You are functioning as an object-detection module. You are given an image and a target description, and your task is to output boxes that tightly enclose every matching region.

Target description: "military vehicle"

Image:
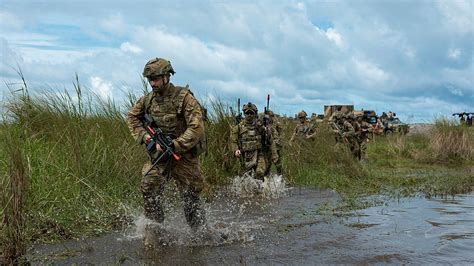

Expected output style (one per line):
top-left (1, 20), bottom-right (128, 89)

top-left (381, 112), bottom-right (409, 134)
top-left (353, 109), bottom-right (378, 125)
top-left (453, 112), bottom-right (474, 127)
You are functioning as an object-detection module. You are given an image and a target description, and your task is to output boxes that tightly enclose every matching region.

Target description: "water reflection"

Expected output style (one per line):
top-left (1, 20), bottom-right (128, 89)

top-left (28, 187), bottom-right (474, 264)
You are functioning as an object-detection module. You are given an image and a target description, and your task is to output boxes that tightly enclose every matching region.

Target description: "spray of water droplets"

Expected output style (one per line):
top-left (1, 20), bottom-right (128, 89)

top-left (121, 174), bottom-right (288, 247)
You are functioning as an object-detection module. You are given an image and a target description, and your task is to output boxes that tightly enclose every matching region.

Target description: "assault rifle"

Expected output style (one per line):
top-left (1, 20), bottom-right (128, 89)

top-left (235, 98), bottom-right (243, 125)
top-left (330, 121), bottom-right (349, 144)
top-left (262, 94), bottom-right (271, 146)
top-left (143, 114), bottom-right (180, 177)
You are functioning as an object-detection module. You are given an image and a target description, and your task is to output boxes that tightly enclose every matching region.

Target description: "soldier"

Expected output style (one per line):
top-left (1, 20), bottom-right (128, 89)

top-left (126, 58), bottom-right (206, 229)
top-left (290, 110), bottom-right (316, 142)
top-left (355, 113), bottom-right (373, 161)
top-left (329, 111), bottom-right (345, 143)
top-left (374, 118), bottom-right (384, 135)
top-left (231, 102), bottom-right (278, 180)
top-left (345, 113), bottom-right (360, 159)
top-left (264, 109), bottom-right (283, 175)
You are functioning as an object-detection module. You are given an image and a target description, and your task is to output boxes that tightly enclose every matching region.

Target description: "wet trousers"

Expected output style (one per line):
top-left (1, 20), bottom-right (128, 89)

top-left (141, 152), bottom-right (205, 228)
top-left (241, 150), bottom-right (267, 180)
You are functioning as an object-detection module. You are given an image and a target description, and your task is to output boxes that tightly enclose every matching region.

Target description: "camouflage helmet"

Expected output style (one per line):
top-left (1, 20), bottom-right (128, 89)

top-left (143, 58), bottom-right (176, 78)
top-left (345, 113), bottom-right (355, 120)
top-left (243, 102), bottom-right (258, 114)
top-left (297, 110), bottom-right (307, 118)
top-left (332, 111), bottom-right (344, 120)
top-left (267, 109), bottom-right (275, 117)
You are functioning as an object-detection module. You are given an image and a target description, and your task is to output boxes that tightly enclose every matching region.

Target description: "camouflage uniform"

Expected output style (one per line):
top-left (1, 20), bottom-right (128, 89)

top-left (329, 111), bottom-right (345, 143)
top-left (358, 118), bottom-right (373, 160)
top-left (330, 113), bottom-right (357, 155)
top-left (230, 103), bottom-right (278, 180)
top-left (264, 110), bottom-right (283, 175)
top-left (290, 110), bottom-right (315, 142)
top-left (126, 58), bottom-right (206, 228)
top-left (351, 115), bottom-right (363, 160)
top-left (344, 114), bottom-right (359, 159)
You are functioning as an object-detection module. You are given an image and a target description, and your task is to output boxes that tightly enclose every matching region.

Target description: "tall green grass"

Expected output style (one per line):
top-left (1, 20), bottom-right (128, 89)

top-left (429, 118), bottom-right (474, 163)
top-left (370, 118), bottom-right (474, 166)
top-left (1, 124), bottom-right (28, 264)
top-left (1, 83), bottom-right (144, 246)
top-left (1, 75), bottom-right (473, 256)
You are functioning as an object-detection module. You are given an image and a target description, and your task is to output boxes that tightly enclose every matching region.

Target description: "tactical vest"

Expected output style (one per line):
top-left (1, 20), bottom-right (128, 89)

top-left (238, 122), bottom-right (262, 152)
top-left (144, 84), bottom-right (207, 156)
top-left (296, 122), bottom-right (311, 136)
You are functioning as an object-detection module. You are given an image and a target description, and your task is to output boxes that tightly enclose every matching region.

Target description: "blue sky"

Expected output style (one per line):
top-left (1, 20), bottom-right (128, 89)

top-left (1, 0), bottom-right (473, 122)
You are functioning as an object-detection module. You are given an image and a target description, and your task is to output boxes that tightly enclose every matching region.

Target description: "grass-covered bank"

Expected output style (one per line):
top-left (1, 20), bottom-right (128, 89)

top-left (1, 82), bottom-right (473, 262)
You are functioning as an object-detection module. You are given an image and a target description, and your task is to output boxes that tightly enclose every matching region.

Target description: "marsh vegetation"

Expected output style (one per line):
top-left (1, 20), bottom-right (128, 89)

top-left (1, 78), bottom-right (473, 263)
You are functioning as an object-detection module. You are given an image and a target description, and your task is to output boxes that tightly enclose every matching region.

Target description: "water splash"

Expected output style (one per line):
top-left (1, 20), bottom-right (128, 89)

top-left (123, 202), bottom-right (265, 247)
top-left (262, 174), bottom-right (288, 198)
top-left (231, 173), bottom-right (288, 198)
top-left (121, 175), bottom-right (286, 248)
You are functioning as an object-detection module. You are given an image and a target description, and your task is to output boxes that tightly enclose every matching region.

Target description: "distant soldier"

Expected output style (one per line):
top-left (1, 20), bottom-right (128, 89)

top-left (264, 110), bottom-right (283, 175)
top-left (374, 118), bottom-right (384, 135)
top-left (355, 113), bottom-right (373, 160)
top-left (345, 113), bottom-right (360, 159)
top-left (329, 111), bottom-right (345, 143)
top-left (290, 110), bottom-right (316, 142)
top-left (231, 102), bottom-right (278, 180)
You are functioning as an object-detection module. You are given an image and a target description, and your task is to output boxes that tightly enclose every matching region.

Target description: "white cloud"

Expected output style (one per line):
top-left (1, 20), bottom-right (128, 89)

top-left (353, 58), bottom-right (391, 85)
top-left (90, 76), bottom-right (113, 99)
top-left (133, 26), bottom-right (274, 79)
top-left (403, 47), bottom-right (416, 59)
top-left (448, 48), bottom-right (461, 59)
top-left (325, 28), bottom-right (344, 48)
top-left (0, 11), bottom-right (23, 30)
top-left (1, 1), bottom-right (472, 122)
top-left (437, 0), bottom-right (473, 34)
top-left (449, 87), bottom-right (464, 96)
top-left (100, 14), bottom-right (127, 36)
top-left (120, 42), bottom-right (142, 54)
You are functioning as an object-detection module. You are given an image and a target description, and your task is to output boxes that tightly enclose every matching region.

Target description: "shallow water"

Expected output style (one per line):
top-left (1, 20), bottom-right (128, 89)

top-left (27, 177), bottom-right (474, 264)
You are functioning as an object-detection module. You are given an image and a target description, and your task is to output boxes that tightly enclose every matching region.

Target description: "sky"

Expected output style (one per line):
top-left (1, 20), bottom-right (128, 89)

top-left (1, 0), bottom-right (473, 123)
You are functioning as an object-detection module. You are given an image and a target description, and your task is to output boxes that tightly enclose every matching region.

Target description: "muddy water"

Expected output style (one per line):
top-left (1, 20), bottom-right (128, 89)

top-left (28, 176), bottom-right (474, 264)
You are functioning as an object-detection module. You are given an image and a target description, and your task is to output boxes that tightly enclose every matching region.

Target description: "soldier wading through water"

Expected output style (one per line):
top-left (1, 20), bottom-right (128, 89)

top-left (126, 58), bottom-right (207, 230)
top-left (231, 102), bottom-right (278, 180)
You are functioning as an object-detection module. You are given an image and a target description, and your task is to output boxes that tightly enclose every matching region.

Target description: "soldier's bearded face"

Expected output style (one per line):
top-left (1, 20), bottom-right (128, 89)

top-left (148, 75), bottom-right (168, 93)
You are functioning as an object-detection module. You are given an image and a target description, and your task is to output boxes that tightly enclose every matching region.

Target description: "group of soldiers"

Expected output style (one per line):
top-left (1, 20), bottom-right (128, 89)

top-left (328, 111), bottom-right (373, 160)
top-left (289, 110), bottom-right (373, 161)
top-left (125, 57), bottom-right (374, 233)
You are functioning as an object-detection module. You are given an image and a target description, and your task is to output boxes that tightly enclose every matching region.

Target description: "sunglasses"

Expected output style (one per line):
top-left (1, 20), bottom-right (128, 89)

top-left (147, 75), bottom-right (164, 82)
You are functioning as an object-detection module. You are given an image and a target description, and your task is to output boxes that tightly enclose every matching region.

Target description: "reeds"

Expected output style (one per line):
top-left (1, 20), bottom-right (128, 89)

top-left (429, 118), bottom-right (474, 163)
top-left (1, 119), bottom-right (28, 264)
top-left (1, 73), bottom-right (472, 250)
